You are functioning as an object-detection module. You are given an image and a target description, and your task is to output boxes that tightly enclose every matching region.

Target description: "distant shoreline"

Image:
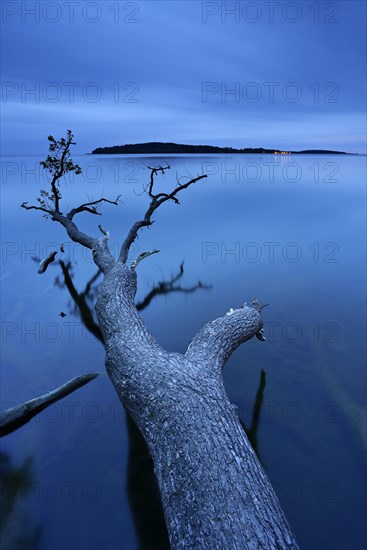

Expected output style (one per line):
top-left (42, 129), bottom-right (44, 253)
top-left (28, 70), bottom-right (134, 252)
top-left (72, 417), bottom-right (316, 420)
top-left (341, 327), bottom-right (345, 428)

top-left (91, 142), bottom-right (353, 155)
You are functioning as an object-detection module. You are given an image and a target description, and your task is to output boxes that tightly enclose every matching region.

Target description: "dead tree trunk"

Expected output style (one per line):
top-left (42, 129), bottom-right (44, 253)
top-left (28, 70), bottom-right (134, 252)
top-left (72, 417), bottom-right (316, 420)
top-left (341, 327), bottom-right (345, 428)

top-left (96, 263), bottom-right (297, 549)
top-left (21, 133), bottom-right (299, 549)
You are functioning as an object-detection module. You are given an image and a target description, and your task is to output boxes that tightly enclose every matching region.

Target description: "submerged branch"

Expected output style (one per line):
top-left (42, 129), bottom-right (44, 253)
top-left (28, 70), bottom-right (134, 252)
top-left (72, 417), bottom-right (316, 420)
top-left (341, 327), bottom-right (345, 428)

top-left (0, 373), bottom-right (99, 437)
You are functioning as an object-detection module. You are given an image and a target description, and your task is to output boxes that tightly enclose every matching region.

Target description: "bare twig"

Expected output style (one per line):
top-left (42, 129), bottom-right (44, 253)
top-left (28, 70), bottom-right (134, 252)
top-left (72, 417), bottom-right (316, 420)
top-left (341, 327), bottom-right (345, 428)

top-left (98, 225), bottom-right (109, 236)
top-left (38, 250), bottom-right (58, 274)
top-left (130, 249), bottom-right (160, 271)
top-left (21, 202), bottom-right (53, 216)
top-left (252, 298), bottom-right (269, 312)
top-left (146, 164), bottom-right (170, 197)
top-left (67, 195), bottom-right (121, 219)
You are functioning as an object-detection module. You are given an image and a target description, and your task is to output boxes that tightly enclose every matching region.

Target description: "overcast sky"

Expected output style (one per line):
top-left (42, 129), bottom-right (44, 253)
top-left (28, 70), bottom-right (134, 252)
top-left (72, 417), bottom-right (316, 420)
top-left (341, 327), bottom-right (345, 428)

top-left (1, 0), bottom-right (366, 154)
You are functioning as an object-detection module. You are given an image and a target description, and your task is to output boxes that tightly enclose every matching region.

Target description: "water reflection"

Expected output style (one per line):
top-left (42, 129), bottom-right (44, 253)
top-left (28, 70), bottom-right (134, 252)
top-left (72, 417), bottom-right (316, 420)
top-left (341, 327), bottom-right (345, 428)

top-left (240, 369), bottom-right (266, 462)
top-left (125, 415), bottom-right (169, 549)
top-left (55, 260), bottom-right (102, 341)
top-left (0, 451), bottom-right (42, 549)
top-left (135, 262), bottom-right (211, 311)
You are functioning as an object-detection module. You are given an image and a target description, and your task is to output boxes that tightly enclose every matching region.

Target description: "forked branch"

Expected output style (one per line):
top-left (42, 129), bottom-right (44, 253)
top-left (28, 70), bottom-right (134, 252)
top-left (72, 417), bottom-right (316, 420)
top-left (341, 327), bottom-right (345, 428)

top-left (119, 165), bottom-right (207, 263)
top-left (22, 133), bottom-right (207, 273)
top-left (21, 132), bottom-right (119, 272)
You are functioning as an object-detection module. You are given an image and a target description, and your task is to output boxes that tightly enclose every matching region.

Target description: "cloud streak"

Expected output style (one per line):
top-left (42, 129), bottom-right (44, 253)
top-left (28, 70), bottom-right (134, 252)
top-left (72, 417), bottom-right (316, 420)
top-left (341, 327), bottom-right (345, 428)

top-left (1, 0), bottom-right (366, 154)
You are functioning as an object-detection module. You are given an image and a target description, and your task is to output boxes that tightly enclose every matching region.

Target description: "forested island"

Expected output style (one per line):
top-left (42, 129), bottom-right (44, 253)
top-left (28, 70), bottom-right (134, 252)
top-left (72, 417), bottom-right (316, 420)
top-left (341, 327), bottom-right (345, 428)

top-left (91, 142), bottom-right (350, 155)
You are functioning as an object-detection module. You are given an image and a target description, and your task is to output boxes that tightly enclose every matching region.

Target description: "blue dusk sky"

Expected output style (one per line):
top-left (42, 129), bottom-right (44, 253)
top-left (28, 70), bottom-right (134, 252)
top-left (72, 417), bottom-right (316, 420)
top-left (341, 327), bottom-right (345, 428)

top-left (1, 0), bottom-right (366, 154)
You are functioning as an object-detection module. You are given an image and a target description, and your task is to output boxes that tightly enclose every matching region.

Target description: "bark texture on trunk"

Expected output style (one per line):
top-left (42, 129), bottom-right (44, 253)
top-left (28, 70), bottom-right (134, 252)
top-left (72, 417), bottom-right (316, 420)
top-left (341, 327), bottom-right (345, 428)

top-left (96, 263), bottom-right (299, 549)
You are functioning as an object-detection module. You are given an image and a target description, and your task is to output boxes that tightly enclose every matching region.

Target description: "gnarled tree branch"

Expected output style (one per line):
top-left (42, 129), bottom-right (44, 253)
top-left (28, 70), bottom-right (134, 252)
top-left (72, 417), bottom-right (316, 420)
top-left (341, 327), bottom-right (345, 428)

top-left (67, 195), bottom-right (121, 220)
top-left (119, 165), bottom-right (207, 263)
top-left (22, 132), bottom-right (118, 274)
top-left (50, 211), bottom-right (97, 249)
top-left (21, 202), bottom-right (53, 216)
top-left (185, 305), bottom-right (264, 375)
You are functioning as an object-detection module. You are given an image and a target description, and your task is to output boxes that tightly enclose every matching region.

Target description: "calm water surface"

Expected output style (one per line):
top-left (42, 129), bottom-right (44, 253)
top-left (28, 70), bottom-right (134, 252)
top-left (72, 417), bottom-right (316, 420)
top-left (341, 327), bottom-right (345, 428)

top-left (1, 153), bottom-right (366, 549)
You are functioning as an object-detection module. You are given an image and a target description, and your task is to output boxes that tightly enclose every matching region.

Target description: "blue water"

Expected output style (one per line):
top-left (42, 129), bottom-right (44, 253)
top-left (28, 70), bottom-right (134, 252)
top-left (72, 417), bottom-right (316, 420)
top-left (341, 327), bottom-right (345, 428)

top-left (1, 153), bottom-right (366, 549)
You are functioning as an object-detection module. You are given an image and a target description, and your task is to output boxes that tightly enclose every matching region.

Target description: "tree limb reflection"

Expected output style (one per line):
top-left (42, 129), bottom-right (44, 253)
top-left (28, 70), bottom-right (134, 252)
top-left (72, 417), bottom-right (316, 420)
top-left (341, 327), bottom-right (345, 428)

top-left (240, 369), bottom-right (267, 462)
